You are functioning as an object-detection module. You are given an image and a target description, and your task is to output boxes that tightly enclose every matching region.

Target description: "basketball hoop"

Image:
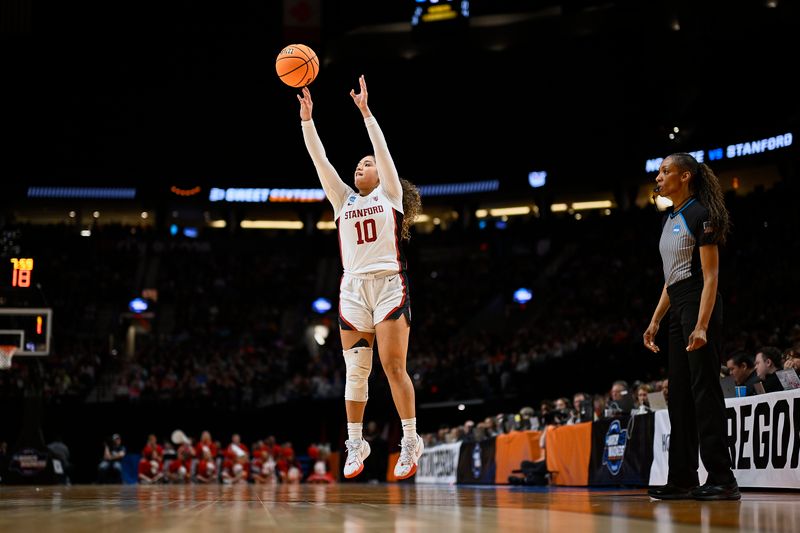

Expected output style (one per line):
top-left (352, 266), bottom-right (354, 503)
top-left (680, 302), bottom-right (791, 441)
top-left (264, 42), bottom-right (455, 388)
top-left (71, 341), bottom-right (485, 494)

top-left (0, 345), bottom-right (16, 370)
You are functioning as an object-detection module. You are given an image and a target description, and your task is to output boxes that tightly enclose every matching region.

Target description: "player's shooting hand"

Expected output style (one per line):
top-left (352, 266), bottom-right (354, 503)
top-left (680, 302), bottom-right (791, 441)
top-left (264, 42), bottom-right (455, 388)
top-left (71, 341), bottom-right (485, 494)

top-left (297, 86), bottom-right (313, 121)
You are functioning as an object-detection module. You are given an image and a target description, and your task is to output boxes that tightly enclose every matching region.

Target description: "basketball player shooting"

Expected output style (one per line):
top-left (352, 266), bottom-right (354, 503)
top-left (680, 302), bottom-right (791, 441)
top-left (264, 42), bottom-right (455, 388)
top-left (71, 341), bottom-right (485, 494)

top-left (297, 75), bottom-right (424, 480)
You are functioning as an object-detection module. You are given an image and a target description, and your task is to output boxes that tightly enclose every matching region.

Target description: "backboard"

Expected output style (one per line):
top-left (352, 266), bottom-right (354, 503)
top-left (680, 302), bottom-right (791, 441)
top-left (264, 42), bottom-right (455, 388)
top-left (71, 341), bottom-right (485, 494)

top-left (0, 307), bottom-right (52, 356)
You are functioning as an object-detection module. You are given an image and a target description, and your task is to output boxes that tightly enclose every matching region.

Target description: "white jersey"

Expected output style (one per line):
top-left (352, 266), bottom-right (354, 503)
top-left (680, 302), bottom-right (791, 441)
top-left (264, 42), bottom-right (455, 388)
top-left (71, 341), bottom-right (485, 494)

top-left (301, 116), bottom-right (407, 275)
top-left (336, 184), bottom-right (405, 275)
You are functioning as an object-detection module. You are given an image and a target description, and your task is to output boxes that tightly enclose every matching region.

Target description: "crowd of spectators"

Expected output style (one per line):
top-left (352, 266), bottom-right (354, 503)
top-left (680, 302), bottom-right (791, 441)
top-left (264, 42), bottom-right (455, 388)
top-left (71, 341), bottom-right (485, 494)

top-left (94, 429), bottom-right (334, 485)
top-left (1, 185), bottom-right (798, 442)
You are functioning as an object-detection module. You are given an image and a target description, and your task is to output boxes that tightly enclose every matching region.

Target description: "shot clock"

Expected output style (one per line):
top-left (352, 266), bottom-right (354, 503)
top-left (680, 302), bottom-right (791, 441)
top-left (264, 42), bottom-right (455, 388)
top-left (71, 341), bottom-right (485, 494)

top-left (10, 257), bottom-right (34, 288)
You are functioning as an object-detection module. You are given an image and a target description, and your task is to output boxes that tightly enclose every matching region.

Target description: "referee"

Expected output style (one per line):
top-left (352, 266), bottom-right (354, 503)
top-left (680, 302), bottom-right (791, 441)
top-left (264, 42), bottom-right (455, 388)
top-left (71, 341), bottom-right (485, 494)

top-left (643, 153), bottom-right (739, 501)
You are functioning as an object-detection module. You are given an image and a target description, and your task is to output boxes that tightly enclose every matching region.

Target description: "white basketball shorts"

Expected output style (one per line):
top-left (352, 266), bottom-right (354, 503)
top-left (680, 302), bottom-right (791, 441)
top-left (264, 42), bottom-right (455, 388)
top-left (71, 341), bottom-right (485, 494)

top-left (338, 271), bottom-right (411, 333)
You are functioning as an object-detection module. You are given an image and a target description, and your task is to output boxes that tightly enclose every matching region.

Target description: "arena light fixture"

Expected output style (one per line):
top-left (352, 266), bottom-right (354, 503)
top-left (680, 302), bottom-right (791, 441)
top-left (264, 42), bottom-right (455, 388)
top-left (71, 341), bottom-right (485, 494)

top-left (240, 220), bottom-right (304, 230)
top-left (572, 200), bottom-right (613, 211)
top-left (312, 298), bottom-right (332, 314)
top-left (489, 206), bottom-right (530, 217)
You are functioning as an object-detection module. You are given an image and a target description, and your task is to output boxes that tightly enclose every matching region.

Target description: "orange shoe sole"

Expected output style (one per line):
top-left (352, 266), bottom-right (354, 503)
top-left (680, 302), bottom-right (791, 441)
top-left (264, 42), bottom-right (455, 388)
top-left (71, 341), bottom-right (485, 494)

top-left (344, 464), bottom-right (365, 479)
top-left (394, 464), bottom-right (417, 480)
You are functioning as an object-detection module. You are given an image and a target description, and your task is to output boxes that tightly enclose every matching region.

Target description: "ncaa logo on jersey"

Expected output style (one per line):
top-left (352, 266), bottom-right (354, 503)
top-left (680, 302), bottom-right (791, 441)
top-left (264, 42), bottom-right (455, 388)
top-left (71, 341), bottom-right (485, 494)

top-left (347, 194), bottom-right (357, 206)
top-left (672, 224), bottom-right (681, 234)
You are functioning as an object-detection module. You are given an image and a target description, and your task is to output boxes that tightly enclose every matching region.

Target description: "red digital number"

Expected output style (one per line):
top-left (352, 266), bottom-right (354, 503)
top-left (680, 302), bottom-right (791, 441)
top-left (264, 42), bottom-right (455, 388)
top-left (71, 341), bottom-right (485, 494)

top-left (12, 269), bottom-right (31, 288)
top-left (354, 218), bottom-right (377, 245)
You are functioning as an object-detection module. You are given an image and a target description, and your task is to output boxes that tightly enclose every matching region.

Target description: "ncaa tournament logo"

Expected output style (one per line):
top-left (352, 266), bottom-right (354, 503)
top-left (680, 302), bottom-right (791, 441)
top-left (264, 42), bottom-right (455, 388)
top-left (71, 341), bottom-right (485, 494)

top-left (672, 223), bottom-right (681, 234)
top-left (602, 420), bottom-right (628, 475)
top-left (347, 194), bottom-right (356, 206)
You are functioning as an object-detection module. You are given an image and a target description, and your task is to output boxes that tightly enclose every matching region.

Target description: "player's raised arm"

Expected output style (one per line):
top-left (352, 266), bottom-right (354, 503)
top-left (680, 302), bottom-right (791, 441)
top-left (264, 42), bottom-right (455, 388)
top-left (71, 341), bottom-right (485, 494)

top-left (350, 75), bottom-right (402, 204)
top-left (299, 86), bottom-right (352, 212)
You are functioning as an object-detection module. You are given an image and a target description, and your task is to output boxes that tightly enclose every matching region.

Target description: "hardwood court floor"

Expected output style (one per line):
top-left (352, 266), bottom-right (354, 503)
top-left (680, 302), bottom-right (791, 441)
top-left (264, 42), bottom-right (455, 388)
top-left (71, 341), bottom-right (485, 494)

top-left (0, 483), bottom-right (798, 532)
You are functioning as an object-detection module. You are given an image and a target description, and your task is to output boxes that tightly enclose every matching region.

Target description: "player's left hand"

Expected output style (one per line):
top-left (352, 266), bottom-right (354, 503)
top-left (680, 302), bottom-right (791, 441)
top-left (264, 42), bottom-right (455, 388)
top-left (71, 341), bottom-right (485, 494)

top-left (350, 74), bottom-right (368, 111)
top-left (686, 327), bottom-right (707, 351)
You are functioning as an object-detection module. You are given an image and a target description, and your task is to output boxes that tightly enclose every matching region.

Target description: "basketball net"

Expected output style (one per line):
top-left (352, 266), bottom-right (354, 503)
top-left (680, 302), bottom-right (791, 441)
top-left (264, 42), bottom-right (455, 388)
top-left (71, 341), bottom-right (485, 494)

top-left (0, 345), bottom-right (16, 370)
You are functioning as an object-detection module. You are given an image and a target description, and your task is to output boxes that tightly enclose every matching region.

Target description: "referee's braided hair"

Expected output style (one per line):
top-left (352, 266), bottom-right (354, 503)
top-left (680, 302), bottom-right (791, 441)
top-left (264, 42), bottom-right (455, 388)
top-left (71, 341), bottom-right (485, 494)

top-left (400, 178), bottom-right (422, 241)
top-left (669, 153), bottom-right (730, 245)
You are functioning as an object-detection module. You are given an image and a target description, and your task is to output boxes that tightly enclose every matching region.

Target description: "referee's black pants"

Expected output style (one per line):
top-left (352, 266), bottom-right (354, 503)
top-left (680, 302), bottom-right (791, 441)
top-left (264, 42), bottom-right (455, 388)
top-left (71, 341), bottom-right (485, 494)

top-left (666, 277), bottom-right (735, 487)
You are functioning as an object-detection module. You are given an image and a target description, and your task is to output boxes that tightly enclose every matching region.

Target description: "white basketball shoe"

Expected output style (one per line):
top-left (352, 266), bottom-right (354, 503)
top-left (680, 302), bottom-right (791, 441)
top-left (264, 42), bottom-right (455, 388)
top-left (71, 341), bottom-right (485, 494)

top-left (343, 439), bottom-right (371, 479)
top-left (394, 434), bottom-right (424, 480)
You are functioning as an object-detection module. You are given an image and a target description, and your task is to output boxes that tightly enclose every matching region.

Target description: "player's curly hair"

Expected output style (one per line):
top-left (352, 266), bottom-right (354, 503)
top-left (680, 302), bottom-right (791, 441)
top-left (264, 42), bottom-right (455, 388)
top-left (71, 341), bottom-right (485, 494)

top-left (669, 153), bottom-right (731, 245)
top-left (400, 178), bottom-right (422, 241)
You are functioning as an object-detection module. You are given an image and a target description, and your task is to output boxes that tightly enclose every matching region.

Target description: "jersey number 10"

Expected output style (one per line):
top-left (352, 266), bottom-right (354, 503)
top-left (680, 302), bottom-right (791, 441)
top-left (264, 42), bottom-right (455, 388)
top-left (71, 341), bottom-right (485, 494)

top-left (354, 219), bottom-right (377, 245)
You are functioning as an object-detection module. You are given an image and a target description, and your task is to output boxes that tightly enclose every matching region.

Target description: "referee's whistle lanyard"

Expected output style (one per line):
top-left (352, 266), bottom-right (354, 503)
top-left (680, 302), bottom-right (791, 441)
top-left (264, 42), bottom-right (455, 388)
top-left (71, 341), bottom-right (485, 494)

top-left (669, 196), bottom-right (695, 217)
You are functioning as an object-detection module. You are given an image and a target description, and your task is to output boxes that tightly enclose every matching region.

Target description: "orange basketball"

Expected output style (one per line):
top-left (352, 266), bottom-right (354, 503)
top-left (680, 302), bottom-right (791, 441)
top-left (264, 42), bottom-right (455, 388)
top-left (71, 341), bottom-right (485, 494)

top-left (275, 44), bottom-right (319, 88)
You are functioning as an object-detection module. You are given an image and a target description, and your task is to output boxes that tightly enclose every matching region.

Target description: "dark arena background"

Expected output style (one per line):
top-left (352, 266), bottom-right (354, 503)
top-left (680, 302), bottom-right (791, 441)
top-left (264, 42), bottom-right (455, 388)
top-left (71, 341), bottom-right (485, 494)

top-left (2, 1), bottom-right (799, 531)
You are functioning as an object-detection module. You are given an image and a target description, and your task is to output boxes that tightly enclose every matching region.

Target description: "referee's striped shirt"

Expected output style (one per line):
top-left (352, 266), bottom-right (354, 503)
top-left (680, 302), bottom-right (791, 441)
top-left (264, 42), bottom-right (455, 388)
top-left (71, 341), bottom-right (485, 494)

top-left (659, 198), bottom-right (720, 287)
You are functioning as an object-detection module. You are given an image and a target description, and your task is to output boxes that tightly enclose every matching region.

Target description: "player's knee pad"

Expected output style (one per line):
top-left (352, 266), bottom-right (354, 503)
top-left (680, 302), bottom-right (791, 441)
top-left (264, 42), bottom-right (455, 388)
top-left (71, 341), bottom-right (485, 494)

top-left (343, 347), bottom-right (372, 402)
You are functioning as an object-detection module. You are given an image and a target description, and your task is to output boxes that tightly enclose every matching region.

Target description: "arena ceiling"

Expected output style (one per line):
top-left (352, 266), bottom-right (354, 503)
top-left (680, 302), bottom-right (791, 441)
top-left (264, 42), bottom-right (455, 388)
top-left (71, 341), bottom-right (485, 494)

top-left (4, 1), bottom-right (798, 194)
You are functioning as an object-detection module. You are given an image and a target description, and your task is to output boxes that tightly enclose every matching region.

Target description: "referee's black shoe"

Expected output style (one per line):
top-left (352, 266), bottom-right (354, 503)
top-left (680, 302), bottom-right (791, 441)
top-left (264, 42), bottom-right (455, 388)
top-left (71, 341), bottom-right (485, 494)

top-left (691, 481), bottom-right (741, 501)
top-left (647, 483), bottom-right (696, 500)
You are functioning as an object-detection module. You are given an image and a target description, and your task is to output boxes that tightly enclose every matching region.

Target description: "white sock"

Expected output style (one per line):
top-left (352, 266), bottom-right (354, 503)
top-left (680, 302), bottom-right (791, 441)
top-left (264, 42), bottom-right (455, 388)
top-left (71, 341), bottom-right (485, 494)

top-left (347, 422), bottom-right (363, 441)
top-left (401, 417), bottom-right (417, 441)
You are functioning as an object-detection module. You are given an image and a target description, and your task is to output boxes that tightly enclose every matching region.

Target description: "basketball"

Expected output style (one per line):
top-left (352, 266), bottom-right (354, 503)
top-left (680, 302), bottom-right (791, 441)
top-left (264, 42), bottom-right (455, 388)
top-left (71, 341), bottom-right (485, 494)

top-left (275, 44), bottom-right (319, 88)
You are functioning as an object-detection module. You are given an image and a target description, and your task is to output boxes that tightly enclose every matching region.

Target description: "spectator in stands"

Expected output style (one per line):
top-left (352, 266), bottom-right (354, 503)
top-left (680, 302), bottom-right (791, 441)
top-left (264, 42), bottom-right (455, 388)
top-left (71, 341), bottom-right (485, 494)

top-left (517, 407), bottom-right (539, 430)
top-left (276, 445), bottom-right (302, 483)
top-left (141, 434), bottom-right (163, 461)
top-left (306, 444), bottom-right (335, 484)
top-left (538, 400), bottom-right (553, 427)
top-left (552, 397), bottom-right (573, 425)
top-left (225, 434), bottom-right (249, 461)
top-left (610, 380), bottom-right (629, 402)
top-left (195, 430), bottom-right (218, 459)
top-left (726, 351), bottom-right (760, 396)
top-left (660, 379), bottom-right (669, 403)
top-left (162, 441), bottom-right (177, 463)
top-left (306, 459), bottom-right (335, 484)
top-left (635, 384), bottom-right (653, 413)
top-left (222, 453), bottom-right (249, 484)
top-left (569, 392), bottom-right (593, 424)
top-left (783, 347), bottom-right (800, 375)
top-left (496, 413), bottom-right (515, 434)
top-left (461, 420), bottom-right (477, 441)
top-left (47, 434), bottom-right (72, 485)
top-left (483, 416), bottom-right (501, 438)
top-left (755, 346), bottom-right (784, 393)
top-left (195, 449), bottom-right (218, 484)
top-left (97, 433), bottom-right (126, 484)
top-left (138, 449), bottom-right (164, 484)
top-left (167, 440), bottom-right (194, 483)
top-left (251, 447), bottom-right (278, 484)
